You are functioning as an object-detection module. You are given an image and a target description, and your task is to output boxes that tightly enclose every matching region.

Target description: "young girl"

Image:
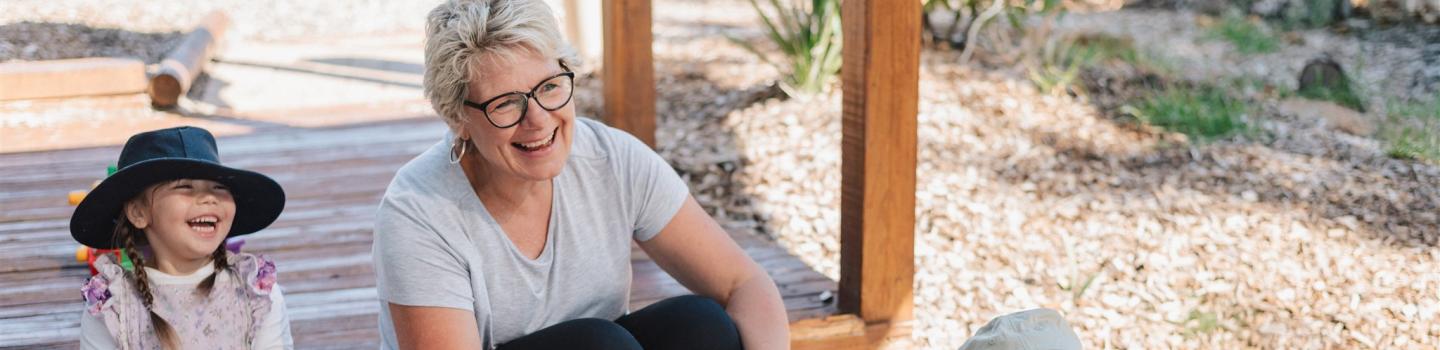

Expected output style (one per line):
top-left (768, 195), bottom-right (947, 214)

top-left (70, 126), bottom-right (292, 349)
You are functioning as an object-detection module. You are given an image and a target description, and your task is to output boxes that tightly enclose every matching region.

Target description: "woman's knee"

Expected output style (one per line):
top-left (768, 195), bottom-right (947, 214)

top-left (619, 295), bottom-right (742, 350)
top-left (661, 295), bottom-right (736, 330)
top-left (502, 318), bottom-right (641, 350)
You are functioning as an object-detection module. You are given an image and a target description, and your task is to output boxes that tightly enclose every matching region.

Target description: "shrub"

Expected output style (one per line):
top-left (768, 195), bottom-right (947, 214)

top-left (732, 0), bottom-right (843, 96)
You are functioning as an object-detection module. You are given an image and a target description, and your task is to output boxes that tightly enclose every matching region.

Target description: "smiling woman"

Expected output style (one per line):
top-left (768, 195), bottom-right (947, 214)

top-left (370, 0), bottom-right (791, 349)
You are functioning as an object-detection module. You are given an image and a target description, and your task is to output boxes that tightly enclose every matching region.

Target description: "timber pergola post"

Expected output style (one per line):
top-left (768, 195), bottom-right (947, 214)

top-left (597, 0), bottom-right (920, 346)
top-left (838, 0), bottom-right (920, 343)
top-left (601, 0), bottom-right (657, 147)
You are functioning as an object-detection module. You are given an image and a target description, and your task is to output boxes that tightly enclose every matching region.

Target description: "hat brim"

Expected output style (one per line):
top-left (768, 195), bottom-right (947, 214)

top-left (70, 158), bottom-right (286, 249)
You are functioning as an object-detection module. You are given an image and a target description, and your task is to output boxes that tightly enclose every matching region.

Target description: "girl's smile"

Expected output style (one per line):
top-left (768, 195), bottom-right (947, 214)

top-left (126, 179), bottom-right (236, 275)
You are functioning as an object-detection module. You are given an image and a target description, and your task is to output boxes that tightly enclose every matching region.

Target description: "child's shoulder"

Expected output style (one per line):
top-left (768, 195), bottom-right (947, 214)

top-left (228, 253), bottom-right (278, 296)
top-left (82, 254), bottom-right (133, 315)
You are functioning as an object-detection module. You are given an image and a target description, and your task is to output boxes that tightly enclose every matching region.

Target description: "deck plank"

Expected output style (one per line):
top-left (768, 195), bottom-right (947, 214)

top-left (0, 118), bottom-right (837, 348)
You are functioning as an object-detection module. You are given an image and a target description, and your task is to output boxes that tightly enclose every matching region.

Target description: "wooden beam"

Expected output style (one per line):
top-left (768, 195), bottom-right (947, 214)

top-left (601, 0), bottom-right (656, 147)
top-left (837, 0), bottom-right (920, 326)
top-left (0, 58), bottom-right (146, 101)
top-left (790, 314), bottom-right (912, 349)
top-left (791, 315), bottom-right (865, 350)
top-left (150, 11), bottom-right (230, 108)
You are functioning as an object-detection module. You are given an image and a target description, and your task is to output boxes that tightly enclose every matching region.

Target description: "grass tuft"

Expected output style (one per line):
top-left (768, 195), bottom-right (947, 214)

top-left (1207, 14), bottom-right (1279, 55)
top-left (1297, 80), bottom-right (1365, 112)
top-left (1127, 85), bottom-right (1250, 142)
top-left (1381, 94), bottom-right (1440, 163)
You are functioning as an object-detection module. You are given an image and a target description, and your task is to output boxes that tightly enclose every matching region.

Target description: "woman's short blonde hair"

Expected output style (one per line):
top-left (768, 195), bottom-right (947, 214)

top-left (423, 0), bottom-right (580, 131)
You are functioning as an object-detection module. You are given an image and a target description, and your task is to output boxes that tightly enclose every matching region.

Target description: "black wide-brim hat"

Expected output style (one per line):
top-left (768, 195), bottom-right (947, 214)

top-left (70, 126), bottom-right (286, 249)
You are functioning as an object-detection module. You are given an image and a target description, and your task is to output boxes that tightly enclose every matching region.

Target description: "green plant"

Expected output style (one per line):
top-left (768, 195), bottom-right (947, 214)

top-left (1056, 269), bottom-right (1101, 302)
top-left (1297, 82), bottom-right (1365, 112)
top-left (1276, 0), bottom-right (1350, 29)
top-left (1125, 85), bottom-right (1250, 142)
top-left (1027, 35), bottom-right (1083, 96)
top-left (1181, 309), bottom-right (1221, 337)
top-left (1027, 33), bottom-right (1155, 96)
top-left (1069, 34), bottom-right (1142, 67)
top-left (732, 0), bottom-right (842, 96)
top-left (921, 0), bottom-right (1063, 50)
top-left (1380, 94), bottom-right (1440, 163)
top-left (1207, 14), bottom-right (1279, 55)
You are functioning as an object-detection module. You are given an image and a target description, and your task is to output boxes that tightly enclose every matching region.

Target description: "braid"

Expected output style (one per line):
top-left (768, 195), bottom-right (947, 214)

top-left (116, 217), bottom-right (178, 350)
top-left (196, 244), bottom-right (229, 296)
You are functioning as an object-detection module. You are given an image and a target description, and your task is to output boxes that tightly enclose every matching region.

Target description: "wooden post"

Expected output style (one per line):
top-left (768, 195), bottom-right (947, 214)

top-left (838, 0), bottom-right (920, 327)
top-left (601, 0), bottom-right (656, 147)
top-left (149, 11), bottom-right (229, 108)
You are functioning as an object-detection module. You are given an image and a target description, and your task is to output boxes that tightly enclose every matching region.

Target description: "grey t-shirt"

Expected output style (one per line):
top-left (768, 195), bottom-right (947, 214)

top-left (371, 118), bottom-right (689, 349)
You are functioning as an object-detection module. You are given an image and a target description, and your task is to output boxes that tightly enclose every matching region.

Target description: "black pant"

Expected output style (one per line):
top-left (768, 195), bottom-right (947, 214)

top-left (497, 295), bottom-right (743, 350)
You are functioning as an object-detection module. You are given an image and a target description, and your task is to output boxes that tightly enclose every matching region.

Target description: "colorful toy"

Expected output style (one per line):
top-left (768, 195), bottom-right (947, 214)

top-left (70, 166), bottom-right (131, 275)
top-left (67, 165), bottom-right (116, 205)
top-left (75, 246), bottom-right (132, 275)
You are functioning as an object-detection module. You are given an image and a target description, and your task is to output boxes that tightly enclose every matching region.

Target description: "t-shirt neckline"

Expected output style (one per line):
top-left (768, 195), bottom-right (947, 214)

top-left (442, 139), bottom-right (562, 265)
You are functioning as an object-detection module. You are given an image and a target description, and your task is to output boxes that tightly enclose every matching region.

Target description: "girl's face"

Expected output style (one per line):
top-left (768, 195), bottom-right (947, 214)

top-left (125, 179), bottom-right (236, 264)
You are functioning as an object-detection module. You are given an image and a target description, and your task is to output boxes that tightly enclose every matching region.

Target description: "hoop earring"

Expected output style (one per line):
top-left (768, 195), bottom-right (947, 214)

top-left (449, 137), bottom-right (469, 164)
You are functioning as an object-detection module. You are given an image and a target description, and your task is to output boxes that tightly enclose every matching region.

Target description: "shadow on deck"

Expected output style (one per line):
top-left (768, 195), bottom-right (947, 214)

top-left (0, 116), bottom-right (844, 349)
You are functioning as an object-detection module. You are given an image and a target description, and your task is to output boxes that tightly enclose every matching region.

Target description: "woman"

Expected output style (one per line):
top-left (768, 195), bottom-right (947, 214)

top-left (370, 0), bottom-right (790, 349)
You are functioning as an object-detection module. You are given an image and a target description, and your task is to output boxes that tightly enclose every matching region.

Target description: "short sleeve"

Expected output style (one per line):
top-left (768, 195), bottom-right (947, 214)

top-left (607, 126), bottom-right (690, 242)
top-left (372, 195), bottom-right (475, 310)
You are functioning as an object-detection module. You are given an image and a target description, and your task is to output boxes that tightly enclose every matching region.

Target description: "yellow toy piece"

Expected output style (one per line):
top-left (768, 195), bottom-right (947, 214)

top-left (68, 190), bottom-right (87, 206)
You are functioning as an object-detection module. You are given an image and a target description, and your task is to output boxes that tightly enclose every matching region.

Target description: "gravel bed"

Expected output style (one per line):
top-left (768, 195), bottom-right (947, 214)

top-left (700, 49), bottom-right (1440, 348)
top-left (0, 22), bottom-right (180, 63)
top-left (0, 0), bottom-right (439, 62)
top-left (644, 5), bottom-right (1440, 349)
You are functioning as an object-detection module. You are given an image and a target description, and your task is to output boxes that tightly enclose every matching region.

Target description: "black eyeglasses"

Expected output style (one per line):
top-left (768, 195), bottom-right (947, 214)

top-left (463, 66), bottom-right (576, 129)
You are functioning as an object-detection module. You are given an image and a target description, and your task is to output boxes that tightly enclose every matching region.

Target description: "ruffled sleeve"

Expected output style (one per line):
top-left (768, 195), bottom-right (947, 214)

top-left (232, 253), bottom-right (278, 343)
top-left (87, 254), bottom-right (142, 347)
top-left (81, 269), bottom-right (112, 315)
top-left (234, 253), bottom-right (277, 296)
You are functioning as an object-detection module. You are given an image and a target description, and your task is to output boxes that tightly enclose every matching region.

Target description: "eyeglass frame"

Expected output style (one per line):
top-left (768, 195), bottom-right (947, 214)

top-left (462, 61), bottom-right (576, 129)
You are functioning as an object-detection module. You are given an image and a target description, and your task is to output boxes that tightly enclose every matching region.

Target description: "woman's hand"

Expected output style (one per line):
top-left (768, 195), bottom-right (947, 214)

top-left (639, 196), bottom-right (791, 350)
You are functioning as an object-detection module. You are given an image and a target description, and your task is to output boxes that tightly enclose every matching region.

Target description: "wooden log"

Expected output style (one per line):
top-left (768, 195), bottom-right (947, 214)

top-left (837, 0), bottom-right (921, 326)
top-left (601, 0), bottom-right (657, 147)
top-left (0, 58), bottom-right (147, 101)
top-left (149, 11), bottom-right (230, 108)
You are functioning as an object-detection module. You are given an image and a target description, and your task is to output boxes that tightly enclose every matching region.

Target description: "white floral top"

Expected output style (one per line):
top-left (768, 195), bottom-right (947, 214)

top-left (78, 253), bottom-right (293, 350)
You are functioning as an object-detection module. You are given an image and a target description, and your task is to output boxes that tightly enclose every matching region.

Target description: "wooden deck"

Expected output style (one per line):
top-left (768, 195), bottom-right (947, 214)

top-left (0, 118), bottom-right (840, 349)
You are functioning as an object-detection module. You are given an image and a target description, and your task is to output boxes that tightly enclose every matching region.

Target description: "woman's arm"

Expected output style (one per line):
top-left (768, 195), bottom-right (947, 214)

top-left (388, 304), bottom-right (483, 350)
top-left (638, 196), bottom-right (791, 350)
